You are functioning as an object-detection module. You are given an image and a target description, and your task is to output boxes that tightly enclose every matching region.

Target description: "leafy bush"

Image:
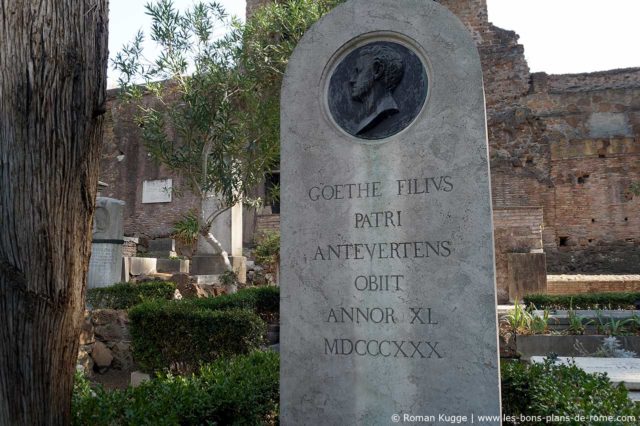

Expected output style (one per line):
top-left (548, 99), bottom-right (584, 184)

top-left (172, 210), bottom-right (200, 245)
top-left (73, 351), bottom-right (279, 425)
top-left (524, 293), bottom-right (640, 310)
top-left (254, 231), bottom-right (280, 269)
top-left (187, 286), bottom-right (280, 323)
top-left (129, 302), bottom-right (266, 372)
top-left (86, 281), bottom-right (176, 310)
top-left (502, 358), bottom-right (640, 423)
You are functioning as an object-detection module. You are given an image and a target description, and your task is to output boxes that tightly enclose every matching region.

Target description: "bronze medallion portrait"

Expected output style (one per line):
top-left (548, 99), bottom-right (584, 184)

top-left (328, 41), bottom-right (428, 140)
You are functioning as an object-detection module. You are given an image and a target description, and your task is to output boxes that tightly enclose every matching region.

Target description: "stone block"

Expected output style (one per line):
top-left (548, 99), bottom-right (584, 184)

top-left (129, 257), bottom-right (157, 276)
top-left (507, 252), bottom-right (547, 302)
top-left (190, 255), bottom-right (227, 275)
top-left (195, 274), bottom-right (220, 285)
top-left (148, 238), bottom-right (175, 253)
top-left (91, 341), bottom-right (113, 368)
top-left (91, 309), bottom-right (130, 341)
top-left (130, 371), bottom-right (151, 388)
top-left (156, 258), bottom-right (189, 274)
top-left (110, 342), bottom-right (134, 371)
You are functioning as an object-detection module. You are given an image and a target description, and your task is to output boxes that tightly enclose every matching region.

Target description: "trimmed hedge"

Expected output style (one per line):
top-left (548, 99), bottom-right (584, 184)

top-left (186, 286), bottom-right (280, 322)
top-left (86, 281), bottom-right (176, 310)
top-left (72, 350), bottom-right (279, 425)
top-left (129, 302), bottom-right (266, 372)
top-left (524, 293), bottom-right (640, 310)
top-left (502, 358), bottom-right (640, 423)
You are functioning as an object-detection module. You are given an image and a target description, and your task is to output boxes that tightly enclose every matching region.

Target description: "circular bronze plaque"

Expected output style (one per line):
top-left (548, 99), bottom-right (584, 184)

top-left (328, 41), bottom-right (428, 140)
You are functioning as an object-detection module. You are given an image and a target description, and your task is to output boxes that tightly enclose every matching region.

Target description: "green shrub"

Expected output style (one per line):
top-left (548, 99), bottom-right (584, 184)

top-left (129, 302), bottom-right (267, 372)
top-left (72, 351), bottom-right (279, 426)
top-left (502, 358), bottom-right (640, 424)
top-left (254, 231), bottom-right (280, 268)
top-left (172, 210), bottom-right (200, 245)
top-left (187, 286), bottom-right (280, 323)
top-left (86, 281), bottom-right (176, 310)
top-left (524, 293), bottom-right (640, 310)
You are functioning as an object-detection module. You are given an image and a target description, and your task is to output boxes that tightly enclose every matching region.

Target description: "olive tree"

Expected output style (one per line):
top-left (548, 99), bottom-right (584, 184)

top-left (113, 0), bottom-right (344, 265)
top-left (113, 0), bottom-right (276, 268)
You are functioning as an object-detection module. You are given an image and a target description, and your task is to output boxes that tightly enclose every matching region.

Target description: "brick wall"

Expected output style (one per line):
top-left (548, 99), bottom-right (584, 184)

top-left (255, 214), bottom-right (280, 237)
top-left (99, 91), bottom-right (200, 240)
top-left (524, 71), bottom-right (640, 271)
top-left (547, 275), bottom-right (640, 295)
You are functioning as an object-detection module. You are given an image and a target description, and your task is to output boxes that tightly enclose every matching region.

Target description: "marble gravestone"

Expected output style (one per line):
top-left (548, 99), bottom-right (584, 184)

top-left (88, 198), bottom-right (125, 288)
top-left (280, 0), bottom-right (501, 424)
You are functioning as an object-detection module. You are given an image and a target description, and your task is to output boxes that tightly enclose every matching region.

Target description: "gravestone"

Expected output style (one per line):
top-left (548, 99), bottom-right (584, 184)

top-left (280, 0), bottom-right (501, 424)
top-left (88, 198), bottom-right (125, 288)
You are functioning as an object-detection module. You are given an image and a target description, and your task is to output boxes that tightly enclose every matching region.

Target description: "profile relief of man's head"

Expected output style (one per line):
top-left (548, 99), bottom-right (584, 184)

top-left (349, 44), bottom-right (405, 135)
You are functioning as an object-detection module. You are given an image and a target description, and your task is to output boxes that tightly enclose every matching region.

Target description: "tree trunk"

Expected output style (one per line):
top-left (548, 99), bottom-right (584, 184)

top-left (0, 1), bottom-right (108, 424)
top-left (202, 232), bottom-right (233, 271)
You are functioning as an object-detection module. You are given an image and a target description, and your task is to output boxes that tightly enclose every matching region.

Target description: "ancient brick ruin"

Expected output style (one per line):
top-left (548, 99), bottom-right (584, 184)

top-left (99, 0), bottom-right (639, 302)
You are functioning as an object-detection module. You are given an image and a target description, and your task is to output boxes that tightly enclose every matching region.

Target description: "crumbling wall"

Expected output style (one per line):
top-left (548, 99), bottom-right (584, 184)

top-left (100, 92), bottom-right (200, 239)
top-left (526, 71), bottom-right (640, 272)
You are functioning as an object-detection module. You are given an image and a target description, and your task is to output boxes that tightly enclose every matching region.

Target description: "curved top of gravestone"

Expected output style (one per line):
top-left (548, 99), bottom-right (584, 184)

top-left (93, 197), bottom-right (125, 240)
top-left (282, 0), bottom-right (485, 149)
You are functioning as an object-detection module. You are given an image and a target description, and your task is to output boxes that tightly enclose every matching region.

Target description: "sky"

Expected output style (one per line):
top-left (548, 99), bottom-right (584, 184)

top-left (108, 0), bottom-right (640, 87)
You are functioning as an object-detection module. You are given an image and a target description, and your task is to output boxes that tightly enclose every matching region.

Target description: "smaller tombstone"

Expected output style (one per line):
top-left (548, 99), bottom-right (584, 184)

top-left (88, 198), bottom-right (125, 288)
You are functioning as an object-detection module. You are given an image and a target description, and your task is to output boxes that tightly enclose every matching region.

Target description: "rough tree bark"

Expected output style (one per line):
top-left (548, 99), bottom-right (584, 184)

top-left (0, 1), bottom-right (108, 424)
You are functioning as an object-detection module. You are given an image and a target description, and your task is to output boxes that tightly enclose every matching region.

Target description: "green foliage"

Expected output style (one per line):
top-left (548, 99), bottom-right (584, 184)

top-left (188, 286), bottom-right (280, 323)
top-left (630, 182), bottom-right (640, 196)
top-left (504, 300), bottom-right (533, 334)
top-left (128, 287), bottom-right (278, 372)
top-left (129, 302), bottom-right (266, 373)
top-left (172, 210), bottom-right (200, 245)
top-left (86, 281), bottom-right (176, 310)
top-left (240, 0), bottom-right (345, 163)
top-left (524, 293), bottom-right (640, 310)
top-left (219, 269), bottom-right (238, 286)
top-left (113, 0), bottom-right (275, 229)
top-left (566, 309), bottom-right (592, 335)
top-left (254, 231), bottom-right (280, 267)
top-left (529, 308), bottom-right (550, 335)
top-left (504, 302), bottom-right (551, 335)
top-left (72, 351), bottom-right (279, 425)
top-left (501, 359), bottom-right (640, 424)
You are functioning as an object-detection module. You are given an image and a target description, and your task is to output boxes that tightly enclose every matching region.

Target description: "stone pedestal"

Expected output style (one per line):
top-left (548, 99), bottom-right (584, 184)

top-left (508, 252), bottom-right (547, 302)
top-left (191, 255), bottom-right (246, 284)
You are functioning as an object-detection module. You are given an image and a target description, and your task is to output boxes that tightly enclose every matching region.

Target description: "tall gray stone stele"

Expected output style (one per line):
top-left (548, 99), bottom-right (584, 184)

top-left (88, 197), bottom-right (125, 288)
top-left (280, 0), bottom-right (501, 424)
